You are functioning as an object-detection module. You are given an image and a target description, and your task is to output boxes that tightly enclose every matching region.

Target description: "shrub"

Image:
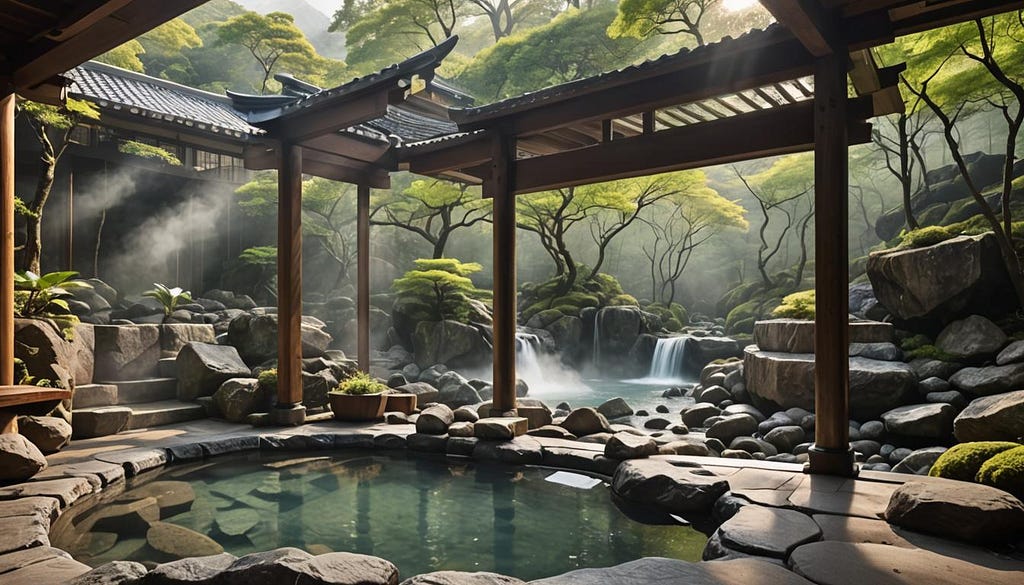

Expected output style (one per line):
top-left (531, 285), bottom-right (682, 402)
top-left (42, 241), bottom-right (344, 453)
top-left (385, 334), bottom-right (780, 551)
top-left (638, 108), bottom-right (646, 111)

top-left (899, 226), bottom-right (954, 249)
top-left (257, 368), bottom-right (278, 394)
top-left (332, 372), bottom-right (387, 396)
top-left (772, 290), bottom-right (816, 319)
top-left (976, 445), bottom-right (1024, 498)
top-left (929, 441), bottom-right (1020, 482)
top-left (14, 270), bottom-right (88, 340)
top-left (392, 258), bottom-right (487, 323)
top-left (144, 283), bottom-right (192, 316)
top-left (608, 293), bottom-right (639, 307)
top-left (664, 317), bottom-right (683, 331)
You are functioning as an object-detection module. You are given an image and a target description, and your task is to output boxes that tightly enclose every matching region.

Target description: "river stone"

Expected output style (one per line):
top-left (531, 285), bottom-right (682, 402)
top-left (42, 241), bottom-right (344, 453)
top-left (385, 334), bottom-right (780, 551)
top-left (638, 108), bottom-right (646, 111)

top-left (936, 315), bottom-right (1007, 362)
top-left (706, 413), bottom-right (758, 444)
top-left (17, 416), bottom-right (71, 454)
top-left (682, 403), bottom-right (721, 428)
top-left (996, 339), bottom-right (1024, 365)
top-left (474, 417), bottom-right (528, 440)
top-left (412, 320), bottom-right (490, 369)
top-left (884, 480), bottom-right (1024, 543)
top-left (227, 312), bottom-right (331, 364)
top-left (147, 522), bottom-right (224, 560)
top-left (791, 541), bottom-right (1022, 585)
top-left (925, 390), bottom-right (966, 409)
top-left (604, 432), bottom-right (657, 460)
top-left (644, 417), bottom-right (670, 430)
top-left (560, 408), bottom-right (611, 437)
top-left (753, 319), bottom-right (893, 353)
top-left (86, 496), bottom-right (160, 536)
top-left (953, 390), bottom-right (1024, 442)
top-left (396, 382), bottom-right (440, 404)
top-left (416, 405), bottom-right (454, 435)
top-left (0, 434), bottom-right (47, 481)
top-left (453, 406), bottom-right (480, 423)
top-left (612, 459), bottom-right (729, 514)
top-left (212, 378), bottom-right (263, 423)
top-left (597, 397), bottom-right (633, 419)
top-left (214, 508), bottom-right (260, 537)
top-left (890, 447), bottom-right (947, 475)
top-left (849, 342), bottom-right (902, 361)
top-left (880, 403), bottom-right (955, 439)
top-left (447, 421), bottom-right (475, 437)
top-left (658, 440), bottom-right (710, 456)
top-left (949, 362), bottom-right (1024, 396)
top-left (531, 557), bottom-right (813, 585)
top-left (698, 385), bottom-right (731, 406)
top-left (729, 436), bottom-right (777, 456)
top-left (438, 383), bottom-right (482, 408)
top-left (177, 342), bottom-right (251, 401)
top-left (764, 425), bottom-right (805, 453)
top-left (744, 348), bottom-right (915, 420)
top-left (712, 506), bottom-right (821, 559)
top-left (909, 358), bottom-right (963, 381)
top-left (142, 552), bottom-right (239, 583)
top-left (399, 571), bottom-right (524, 584)
top-left (68, 561), bottom-right (148, 585)
top-left (527, 425), bottom-right (576, 440)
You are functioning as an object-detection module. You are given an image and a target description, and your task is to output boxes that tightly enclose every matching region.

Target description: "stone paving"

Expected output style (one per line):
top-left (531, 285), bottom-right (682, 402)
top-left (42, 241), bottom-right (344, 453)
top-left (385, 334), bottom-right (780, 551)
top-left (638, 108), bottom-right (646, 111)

top-left (0, 418), bottom-right (1021, 584)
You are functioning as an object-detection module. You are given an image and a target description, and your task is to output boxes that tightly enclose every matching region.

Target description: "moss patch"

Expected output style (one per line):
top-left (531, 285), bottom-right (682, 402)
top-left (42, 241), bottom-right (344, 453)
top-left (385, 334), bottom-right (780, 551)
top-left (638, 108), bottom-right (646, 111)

top-left (976, 445), bottom-right (1024, 498)
top-left (772, 290), bottom-right (815, 319)
top-left (929, 441), bottom-right (1020, 482)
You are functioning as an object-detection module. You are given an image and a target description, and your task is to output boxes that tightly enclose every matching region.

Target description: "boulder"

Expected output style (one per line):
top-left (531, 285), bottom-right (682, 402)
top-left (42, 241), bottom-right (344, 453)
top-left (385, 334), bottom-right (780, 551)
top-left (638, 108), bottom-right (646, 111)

top-left (949, 363), bottom-right (1024, 396)
top-left (146, 522), bottom-right (223, 560)
top-left (416, 405), bottom-right (454, 435)
top-left (474, 417), bottom-right (528, 441)
top-left (935, 315), bottom-right (1007, 363)
top-left (706, 414), bottom-right (758, 445)
top-left (15, 318), bottom-right (94, 392)
top-left (744, 348), bottom-right (915, 420)
top-left (17, 416), bottom-right (72, 454)
top-left (67, 561), bottom-right (148, 585)
top-left (159, 323), bottom-right (217, 358)
top-left (683, 337), bottom-right (743, 373)
top-left (681, 403), bottom-right (721, 428)
top-left (604, 432), bottom-right (658, 460)
top-left (596, 397), bottom-right (633, 419)
top-left (212, 378), bottom-right (265, 423)
top-left (560, 408), bottom-right (611, 436)
top-left (412, 320), bottom-right (491, 369)
top-left (438, 383), bottom-right (482, 409)
top-left (997, 339), bottom-right (1024, 365)
top-left (881, 404), bottom-right (956, 439)
top-left (764, 425), bottom-right (805, 454)
top-left (301, 370), bottom-right (337, 409)
top-left (953, 390), bottom-right (1024, 442)
top-left (0, 434), bottom-right (47, 481)
top-left (226, 312), bottom-right (331, 364)
top-left (93, 324), bottom-right (160, 380)
top-left (866, 233), bottom-right (1016, 324)
top-left (595, 307), bottom-right (643, 358)
top-left (396, 382), bottom-right (440, 404)
top-left (143, 553), bottom-right (238, 583)
top-left (400, 571), bottom-right (524, 585)
top-left (884, 480), bottom-right (1024, 543)
top-left (176, 342), bottom-right (251, 401)
top-left (612, 459), bottom-right (729, 514)
top-left (546, 316), bottom-right (582, 357)
top-left (753, 319), bottom-right (893, 353)
top-left (891, 446), bottom-right (947, 475)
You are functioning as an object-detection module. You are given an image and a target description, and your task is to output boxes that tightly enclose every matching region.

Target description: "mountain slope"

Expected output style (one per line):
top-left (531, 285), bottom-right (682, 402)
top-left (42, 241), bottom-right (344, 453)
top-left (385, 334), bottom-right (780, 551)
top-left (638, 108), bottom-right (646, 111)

top-left (233, 0), bottom-right (346, 59)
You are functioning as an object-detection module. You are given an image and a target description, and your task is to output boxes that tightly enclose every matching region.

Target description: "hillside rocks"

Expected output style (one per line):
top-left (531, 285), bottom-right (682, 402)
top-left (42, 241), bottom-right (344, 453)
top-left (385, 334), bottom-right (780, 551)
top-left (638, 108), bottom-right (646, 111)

top-left (953, 390), bottom-right (1024, 442)
top-left (176, 343), bottom-right (251, 401)
top-left (226, 312), bottom-right (331, 364)
top-left (935, 315), bottom-right (1007, 362)
top-left (881, 404), bottom-right (956, 439)
top-left (412, 320), bottom-right (491, 369)
top-left (15, 318), bottom-right (94, 391)
top-left (949, 363), bottom-right (1024, 396)
top-left (754, 319), bottom-right (893, 354)
top-left (0, 434), bottom-right (47, 481)
top-left (866, 233), bottom-right (1015, 325)
top-left (93, 325), bottom-right (161, 381)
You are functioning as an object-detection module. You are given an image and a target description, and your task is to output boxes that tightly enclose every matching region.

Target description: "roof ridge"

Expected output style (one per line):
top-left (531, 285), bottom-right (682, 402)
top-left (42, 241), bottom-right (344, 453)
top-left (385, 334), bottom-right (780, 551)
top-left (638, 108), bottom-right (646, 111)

top-left (74, 60), bottom-right (236, 106)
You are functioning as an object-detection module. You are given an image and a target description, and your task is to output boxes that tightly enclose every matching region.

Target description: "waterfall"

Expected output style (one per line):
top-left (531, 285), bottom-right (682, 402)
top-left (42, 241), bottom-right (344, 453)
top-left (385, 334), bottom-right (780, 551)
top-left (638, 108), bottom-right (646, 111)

top-left (516, 332), bottom-right (544, 383)
top-left (647, 336), bottom-right (689, 380)
top-left (592, 309), bottom-right (603, 367)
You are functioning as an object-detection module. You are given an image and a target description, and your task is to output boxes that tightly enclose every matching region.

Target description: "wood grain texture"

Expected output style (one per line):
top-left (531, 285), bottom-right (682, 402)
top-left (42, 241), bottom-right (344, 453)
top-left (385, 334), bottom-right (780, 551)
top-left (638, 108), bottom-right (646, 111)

top-left (357, 183), bottom-right (371, 372)
top-left (277, 144), bottom-right (303, 406)
top-left (491, 135), bottom-right (517, 413)
top-left (1, 94), bottom-right (14, 386)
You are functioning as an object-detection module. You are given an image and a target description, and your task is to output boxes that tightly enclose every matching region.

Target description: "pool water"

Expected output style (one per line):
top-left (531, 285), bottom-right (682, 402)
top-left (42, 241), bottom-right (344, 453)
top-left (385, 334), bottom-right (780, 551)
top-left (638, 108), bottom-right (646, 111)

top-left (57, 452), bottom-right (707, 580)
top-left (527, 377), bottom-right (696, 421)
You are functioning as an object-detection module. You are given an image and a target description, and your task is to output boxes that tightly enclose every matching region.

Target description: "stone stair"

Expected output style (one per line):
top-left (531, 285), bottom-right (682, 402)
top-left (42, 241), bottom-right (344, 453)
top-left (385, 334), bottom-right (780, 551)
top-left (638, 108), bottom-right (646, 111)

top-left (72, 377), bottom-right (206, 439)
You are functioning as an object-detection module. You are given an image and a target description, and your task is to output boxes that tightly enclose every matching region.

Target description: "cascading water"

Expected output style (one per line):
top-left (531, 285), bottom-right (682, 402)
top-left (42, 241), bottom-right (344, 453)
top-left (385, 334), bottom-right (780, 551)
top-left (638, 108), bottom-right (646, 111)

top-left (592, 309), bottom-right (603, 368)
top-left (516, 331), bottom-right (544, 384)
top-left (647, 336), bottom-right (689, 380)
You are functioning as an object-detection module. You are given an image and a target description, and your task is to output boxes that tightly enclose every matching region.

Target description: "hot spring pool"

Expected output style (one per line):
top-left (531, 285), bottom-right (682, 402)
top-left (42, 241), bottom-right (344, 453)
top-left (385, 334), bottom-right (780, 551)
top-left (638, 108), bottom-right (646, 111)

top-left (54, 451), bottom-right (707, 580)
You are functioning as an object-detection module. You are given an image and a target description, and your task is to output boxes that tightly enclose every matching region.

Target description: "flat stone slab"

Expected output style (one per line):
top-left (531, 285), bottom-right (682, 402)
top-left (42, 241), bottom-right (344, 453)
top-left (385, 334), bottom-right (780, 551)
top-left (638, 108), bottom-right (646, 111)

top-left (753, 319), bottom-right (893, 353)
top-left (401, 571), bottom-right (525, 584)
top-left (0, 556), bottom-right (89, 584)
top-left (0, 477), bottom-right (93, 507)
top-left (0, 514), bottom-right (49, 554)
top-left (0, 546), bottom-right (72, 576)
top-left (612, 459), bottom-right (729, 514)
top-left (530, 557), bottom-right (814, 584)
top-left (474, 417), bottom-right (528, 440)
top-left (714, 506), bottom-right (821, 558)
top-left (789, 541), bottom-right (1024, 585)
top-left (0, 496), bottom-right (60, 522)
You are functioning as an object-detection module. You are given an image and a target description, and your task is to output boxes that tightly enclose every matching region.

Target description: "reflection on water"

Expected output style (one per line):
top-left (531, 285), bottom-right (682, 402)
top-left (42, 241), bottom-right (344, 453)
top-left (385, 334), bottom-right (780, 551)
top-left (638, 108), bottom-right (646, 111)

top-left (55, 452), bottom-right (707, 581)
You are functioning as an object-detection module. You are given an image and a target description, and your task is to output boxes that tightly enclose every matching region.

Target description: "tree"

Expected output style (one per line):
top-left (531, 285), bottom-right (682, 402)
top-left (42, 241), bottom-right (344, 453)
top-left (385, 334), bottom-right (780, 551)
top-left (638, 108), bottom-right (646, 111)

top-left (16, 99), bottom-right (99, 274)
top-left (335, 0), bottom-right (461, 74)
top-left (517, 173), bottom-right (690, 296)
top-left (95, 40), bottom-right (145, 72)
top-left (371, 179), bottom-right (490, 259)
top-left (138, 18), bottom-right (203, 82)
top-left (392, 258), bottom-right (487, 322)
top-left (733, 153), bottom-right (814, 290)
top-left (640, 171), bottom-right (747, 305)
top-left (900, 13), bottom-right (1024, 306)
top-left (217, 12), bottom-right (330, 94)
top-left (609, 0), bottom-right (719, 46)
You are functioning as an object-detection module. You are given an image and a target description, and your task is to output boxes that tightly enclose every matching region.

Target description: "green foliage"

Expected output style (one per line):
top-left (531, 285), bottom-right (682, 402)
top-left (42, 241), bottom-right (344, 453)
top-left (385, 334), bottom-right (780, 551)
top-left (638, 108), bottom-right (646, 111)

top-left (392, 258), bottom-right (487, 323)
top-left (898, 226), bottom-right (954, 249)
top-left (608, 294), bottom-right (639, 307)
top-left (18, 98), bottom-right (100, 130)
top-left (342, 0), bottom-right (456, 75)
top-left (95, 40), bottom-right (146, 72)
top-left (13, 197), bottom-right (36, 219)
top-left (929, 442), bottom-right (1021, 482)
top-left (13, 271), bottom-right (89, 319)
top-left (904, 344), bottom-right (956, 362)
top-left (772, 290), bottom-right (815, 319)
top-left (725, 298), bottom-right (761, 334)
top-left (520, 271), bottom-right (630, 322)
top-left (143, 283), bottom-right (193, 316)
top-left (239, 246), bottom-right (277, 266)
top-left (976, 445), bottom-right (1024, 498)
top-left (331, 371), bottom-right (387, 395)
top-left (946, 215), bottom-right (1024, 240)
top-left (609, 0), bottom-right (715, 42)
top-left (118, 141), bottom-right (182, 165)
top-left (257, 368), bottom-right (278, 394)
top-left (900, 334), bottom-right (932, 352)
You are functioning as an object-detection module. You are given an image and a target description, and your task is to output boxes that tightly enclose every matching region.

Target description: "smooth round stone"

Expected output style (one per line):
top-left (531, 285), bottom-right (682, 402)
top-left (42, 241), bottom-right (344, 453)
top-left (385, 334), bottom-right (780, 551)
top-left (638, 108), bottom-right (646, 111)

top-left (866, 454), bottom-right (886, 464)
top-left (729, 436), bottom-right (778, 456)
top-left (699, 385), bottom-right (731, 406)
top-left (721, 449), bottom-right (753, 459)
top-left (861, 463), bottom-right (892, 472)
top-left (447, 421), bottom-right (475, 437)
top-left (918, 376), bottom-right (951, 394)
top-left (851, 440), bottom-right (882, 458)
top-left (766, 453), bottom-right (800, 464)
top-left (667, 423), bottom-right (689, 435)
top-left (658, 440), bottom-right (709, 456)
top-left (644, 418), bottom-right (671, 430)
top-left (704, 438), bottom-right (727, 453)
top-left (889, 447), bottom-right (914, 464)
top-left (655, 404), bottom-right (670, 414)
top-left (793, 442), bottom-right (812, 455)
top-left (758, 413), bottom-right (796, 435)
top-left (764, 426), bottom-right (805, 453)
top-left (681, 403), bottom-right (721, 428)
top-left (722, 404), bottom-right (766, 423)
top-left (859, 420), bottom-right (885, 440)
top-left (879, 443), bottom-right (896, 458)
top-left (800, 414), bottom-right (816, 431)
top-left (635, 410), bottom-right (649, 417)
top-left (604, 432), bottom-right (658, 460)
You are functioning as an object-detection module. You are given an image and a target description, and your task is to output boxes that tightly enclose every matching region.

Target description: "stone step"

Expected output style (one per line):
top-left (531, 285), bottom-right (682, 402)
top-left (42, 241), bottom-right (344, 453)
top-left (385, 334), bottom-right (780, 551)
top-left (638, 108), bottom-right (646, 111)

top-left (126, 400), bottom-right (206, 430)
top-left (110, 378), bottom-right (178, 405)
top-left (158, 357), bottom-right (178, 378)
top-left (72, 406), bottom-right (133, 439)
top-left (73, 383), bottom-right (119, 408)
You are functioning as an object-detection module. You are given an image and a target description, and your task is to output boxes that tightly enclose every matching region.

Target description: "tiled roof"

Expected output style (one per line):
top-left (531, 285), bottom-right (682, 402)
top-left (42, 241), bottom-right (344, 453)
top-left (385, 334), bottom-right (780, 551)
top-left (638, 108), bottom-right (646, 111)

top-left (366, 106), bottom-right (459, 144)
top-left (69, 61), bottom-right (259, 138)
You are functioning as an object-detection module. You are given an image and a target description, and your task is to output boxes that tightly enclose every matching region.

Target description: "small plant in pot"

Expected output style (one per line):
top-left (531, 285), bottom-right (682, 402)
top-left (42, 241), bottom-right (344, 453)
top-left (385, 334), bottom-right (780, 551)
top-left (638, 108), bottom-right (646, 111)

top-left (329, 372), bottom-right (387, 422)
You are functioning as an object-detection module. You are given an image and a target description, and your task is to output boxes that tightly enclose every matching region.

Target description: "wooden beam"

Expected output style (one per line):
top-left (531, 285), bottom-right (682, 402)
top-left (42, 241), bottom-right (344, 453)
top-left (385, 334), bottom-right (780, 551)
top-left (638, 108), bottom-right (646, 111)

top-left (13, 0), bottom-right (208, 89)
top-left (357, 184), bottom-right (370, 372)
top-left (260, 92), bottom-right (389, 145)
top-left (642, 111), bottom-right (655, 134)
top-left (454, 37), bottom-right (814, 136)
top-left (760, 0), bottom-right (841, 56)
top-left (490, 135), bottom-right (517, 415)
top-left (601, 119), bottom-right (613, 142)
top-left (511, 99), bottom-right (874, 195)
top-left (300, 132), bottom-right (391, 164)
top-left (1, 94), bottom-right (14, 386)
top-left (404, 133), bottom-right (493, 175)
top-left (808, 48), bottom-right (856, 477)
top-left (276, 144), bottom-right (304, 421)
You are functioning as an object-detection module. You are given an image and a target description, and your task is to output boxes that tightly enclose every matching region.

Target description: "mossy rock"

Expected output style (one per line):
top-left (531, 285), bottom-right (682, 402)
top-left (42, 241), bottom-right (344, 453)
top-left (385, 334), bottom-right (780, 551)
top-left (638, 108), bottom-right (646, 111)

top-left (928, 441), bottom-right (1021, 482)
top-left (772, 290), bottom-right (815, 319)
top-left (552, 292), bottom-right (600, 309)
top-left (904, 344), bottom-right (956, 361)
top-left (899, 226), bottom-right (955, 249)
top-left (976, 445), bottom-right (1024, 498)
top-left (553, 304), bottom-right (583, 316)
top-left (607, 293), bottom-right (638, 307)
top-left (900, 334), bottom-right (932, 352)
top-left (664, 317), bottom-right (683, 332)
top-left (726, 299), bottom-right (762, 334)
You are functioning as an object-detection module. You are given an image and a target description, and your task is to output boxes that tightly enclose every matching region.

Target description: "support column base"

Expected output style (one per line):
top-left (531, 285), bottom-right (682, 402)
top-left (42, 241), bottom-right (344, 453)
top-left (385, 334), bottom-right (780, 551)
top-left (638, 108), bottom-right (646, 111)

top-left (482, 407), bottom-right (518, 418)
top-left (269, 404), bottom-right (306, 426)
top-left (803, 444), bottom-right (858, 477)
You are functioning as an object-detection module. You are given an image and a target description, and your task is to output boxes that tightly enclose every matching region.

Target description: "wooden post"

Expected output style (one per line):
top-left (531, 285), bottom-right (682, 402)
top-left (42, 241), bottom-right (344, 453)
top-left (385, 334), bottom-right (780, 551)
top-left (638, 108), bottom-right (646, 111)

top-left (642, 111), bottom-right (655, 135)
top-left (807, 48), bottom-right (856, 476)
top-left (274, 143), bottom-right (305, 425)
top-left (357, 183), bottom-right (370, 372)
top-left (491, 135), bottom-right (517, 415)
top-left (1, 93), bottom-right (15, 386)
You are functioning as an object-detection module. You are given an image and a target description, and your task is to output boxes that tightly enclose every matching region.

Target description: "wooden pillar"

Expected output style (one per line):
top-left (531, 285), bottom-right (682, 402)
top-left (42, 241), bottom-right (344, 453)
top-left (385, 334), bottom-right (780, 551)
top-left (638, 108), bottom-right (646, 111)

top-left (491, 135), bottom-right (517, 414)
top-left (357, 183), bottom-right (370, 372)
top-left (808, 48), bottom-right (856, 476)
top-left (274, 144), bottom-right (305, 425)
top-left (1, 93), bottom-right (15, 386)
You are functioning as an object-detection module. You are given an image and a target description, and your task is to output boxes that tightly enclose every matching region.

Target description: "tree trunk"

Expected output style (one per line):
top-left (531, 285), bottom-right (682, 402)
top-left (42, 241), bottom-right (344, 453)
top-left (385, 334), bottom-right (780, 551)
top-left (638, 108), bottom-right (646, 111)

top-left (898, 114), bottom-right (920, 231)
top-left (24, 128), bottom-right (57, 274)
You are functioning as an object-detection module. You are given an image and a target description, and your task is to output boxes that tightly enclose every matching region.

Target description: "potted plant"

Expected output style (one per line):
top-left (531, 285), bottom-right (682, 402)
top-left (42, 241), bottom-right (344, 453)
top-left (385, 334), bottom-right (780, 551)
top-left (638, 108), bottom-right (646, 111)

top-left (329, 372), bottom-right (387, 422)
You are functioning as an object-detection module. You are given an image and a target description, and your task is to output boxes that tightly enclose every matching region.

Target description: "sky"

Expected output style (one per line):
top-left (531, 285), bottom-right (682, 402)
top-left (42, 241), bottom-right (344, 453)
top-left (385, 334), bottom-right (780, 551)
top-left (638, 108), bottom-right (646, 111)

top-left (302, 0), bottom-right (336, 18)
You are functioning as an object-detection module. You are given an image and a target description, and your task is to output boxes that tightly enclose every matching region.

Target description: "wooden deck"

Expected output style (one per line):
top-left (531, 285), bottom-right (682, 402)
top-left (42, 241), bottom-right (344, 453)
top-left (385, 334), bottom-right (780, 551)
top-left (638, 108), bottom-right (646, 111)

top-left (0, 385), bottom-right (72, 433)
